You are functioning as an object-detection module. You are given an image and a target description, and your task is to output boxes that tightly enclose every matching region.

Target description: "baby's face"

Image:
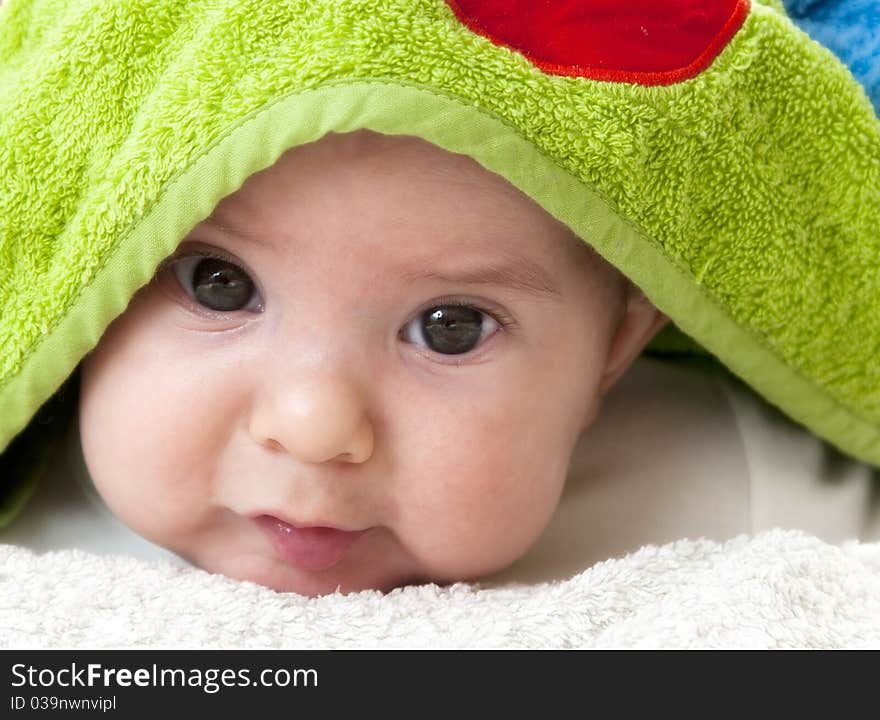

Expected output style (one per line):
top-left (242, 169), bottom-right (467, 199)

top-left (79, 130), bottom-right (661, 597)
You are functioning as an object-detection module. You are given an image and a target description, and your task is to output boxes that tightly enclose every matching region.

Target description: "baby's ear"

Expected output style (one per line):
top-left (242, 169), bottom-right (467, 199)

top-left (598, 286), bottom-right (669, 397)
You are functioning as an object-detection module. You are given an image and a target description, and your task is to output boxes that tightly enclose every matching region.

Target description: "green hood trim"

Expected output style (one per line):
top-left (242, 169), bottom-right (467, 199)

top-left (1, 0), bottom-right (879, 494)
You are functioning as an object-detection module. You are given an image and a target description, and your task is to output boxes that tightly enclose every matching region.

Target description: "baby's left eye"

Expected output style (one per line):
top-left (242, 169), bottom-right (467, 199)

top-left (401, 303), bottom-right (500, 356)
top-left (172, 255), bottom-right (263, 313)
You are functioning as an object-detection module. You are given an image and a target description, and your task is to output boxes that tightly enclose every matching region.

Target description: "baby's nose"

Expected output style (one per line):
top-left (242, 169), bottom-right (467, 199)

top-left (248, 370), bottom-right (374, 464)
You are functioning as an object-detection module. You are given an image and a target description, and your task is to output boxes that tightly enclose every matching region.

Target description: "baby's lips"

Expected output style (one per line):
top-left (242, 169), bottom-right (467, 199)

top-left (445, 0), bottom-right (751, 85)
top-left (254, 514), bottom-right (370, 572)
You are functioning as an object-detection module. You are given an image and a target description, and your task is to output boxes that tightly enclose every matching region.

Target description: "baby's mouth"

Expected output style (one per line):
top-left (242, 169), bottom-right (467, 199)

top-left (253, 515), bottom-right (369, 572)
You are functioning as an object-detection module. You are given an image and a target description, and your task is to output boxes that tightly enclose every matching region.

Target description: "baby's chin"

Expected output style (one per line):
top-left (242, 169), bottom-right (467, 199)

top-left (235, 556), bottom-right (429, 597)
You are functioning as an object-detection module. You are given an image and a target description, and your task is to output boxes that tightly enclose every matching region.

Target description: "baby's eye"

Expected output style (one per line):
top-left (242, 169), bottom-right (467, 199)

top-left (172, 255), bottom-right (262, 313)
top-left (401, 303), bottom-right (501, 356)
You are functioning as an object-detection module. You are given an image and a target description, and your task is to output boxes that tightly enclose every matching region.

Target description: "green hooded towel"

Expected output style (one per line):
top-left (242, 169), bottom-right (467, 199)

top-left (1, 0), bottom-right (879, 526)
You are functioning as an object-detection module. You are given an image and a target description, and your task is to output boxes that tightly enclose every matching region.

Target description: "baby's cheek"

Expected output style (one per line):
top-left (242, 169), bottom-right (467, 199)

top-left (80, 392), bottom-right (201, 540)
top-left (79, 336), bottom-right (226, 540)
top-left (397, 407), bottom-right (569, 579)
top-left (475, 429), bottom-right (568, 543)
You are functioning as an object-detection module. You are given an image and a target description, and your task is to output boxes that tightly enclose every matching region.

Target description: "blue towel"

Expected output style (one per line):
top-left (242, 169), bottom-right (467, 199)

top-left (783, 0), bottom-right (880, 114)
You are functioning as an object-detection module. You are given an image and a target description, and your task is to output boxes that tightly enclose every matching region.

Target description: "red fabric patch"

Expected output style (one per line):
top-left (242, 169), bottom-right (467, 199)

top-left (446, 0), bottom-right (751, 86)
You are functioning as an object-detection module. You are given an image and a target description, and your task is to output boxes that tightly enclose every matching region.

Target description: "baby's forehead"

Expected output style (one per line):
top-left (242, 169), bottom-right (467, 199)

top-left (246, 129), bottom-right (533, 203)
top-left (199, 129), bottom-right (601, 277)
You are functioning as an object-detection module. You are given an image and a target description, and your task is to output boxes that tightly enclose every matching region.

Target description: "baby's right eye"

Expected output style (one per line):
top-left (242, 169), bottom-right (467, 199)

top-left (171, 254), bottom-right (263, 313)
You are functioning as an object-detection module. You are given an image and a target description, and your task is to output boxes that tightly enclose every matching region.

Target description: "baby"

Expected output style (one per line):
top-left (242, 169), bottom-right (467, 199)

top-left (13, 123), bottom-right (875, 599)
top-left (4, 0), bottom-right (878, 603)
top-left (75, 129), bottom-right (669, 598)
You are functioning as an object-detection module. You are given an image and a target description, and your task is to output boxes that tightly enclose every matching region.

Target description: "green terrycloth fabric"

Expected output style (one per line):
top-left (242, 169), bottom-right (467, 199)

top-left (1, 0), bottom-right (879, 525)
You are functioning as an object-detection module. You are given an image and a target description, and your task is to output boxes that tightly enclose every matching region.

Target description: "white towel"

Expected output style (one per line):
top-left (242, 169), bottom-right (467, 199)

top-left (2, 529), bottom-right (879, 649)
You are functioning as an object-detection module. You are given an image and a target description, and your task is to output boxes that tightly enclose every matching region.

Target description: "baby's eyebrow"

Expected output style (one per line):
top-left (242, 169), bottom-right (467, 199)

top-left (401, 256), bottom-right (562, 299)
top-left (200, 214), bottom-right (271, 249)
top-left (201, 214), bottom-right (561, 298)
